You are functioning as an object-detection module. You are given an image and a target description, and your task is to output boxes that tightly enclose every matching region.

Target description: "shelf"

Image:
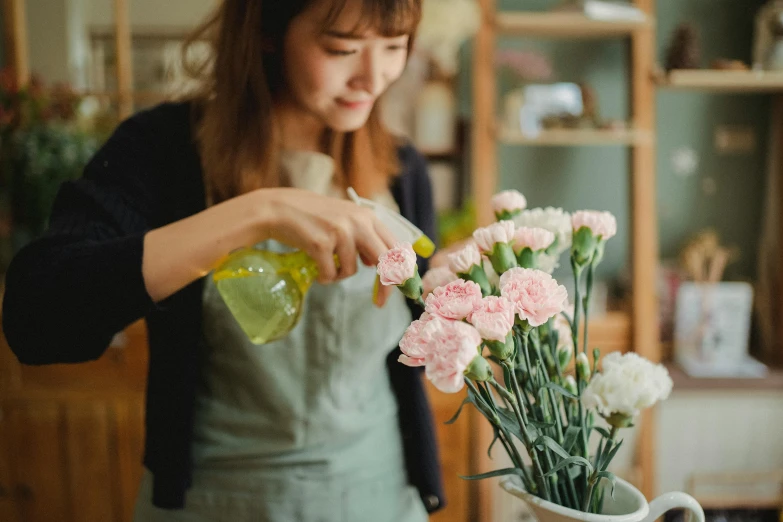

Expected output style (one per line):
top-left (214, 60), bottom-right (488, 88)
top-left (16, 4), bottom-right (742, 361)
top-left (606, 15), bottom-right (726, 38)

top-left (665, 362), bottom-right (783, 391)
top-left (495, 11), bottom-right (650, 39)
top-left (660, 69), bottom-right (783, 93)
top-left (497, 126), bottom-right (650, 146)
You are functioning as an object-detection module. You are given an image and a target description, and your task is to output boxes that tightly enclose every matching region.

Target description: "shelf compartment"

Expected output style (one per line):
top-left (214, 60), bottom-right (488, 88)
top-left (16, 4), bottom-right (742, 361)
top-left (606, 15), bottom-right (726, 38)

top-left (498, 126), bottom-right (650, 146)
top-left (495, 11), bottom-right (651, 39)
top-left (661, 69), bottom-right (783, 93)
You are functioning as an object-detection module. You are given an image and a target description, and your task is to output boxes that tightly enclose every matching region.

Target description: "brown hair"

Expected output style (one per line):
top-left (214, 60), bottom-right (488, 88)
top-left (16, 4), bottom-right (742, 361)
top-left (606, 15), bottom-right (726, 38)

top-left (182, 0), bottom-right (421, 205)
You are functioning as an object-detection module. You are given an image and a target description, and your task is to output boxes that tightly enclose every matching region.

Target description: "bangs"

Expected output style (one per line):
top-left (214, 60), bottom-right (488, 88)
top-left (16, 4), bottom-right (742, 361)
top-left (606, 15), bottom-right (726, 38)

top-left (321, 0), bottom-right (421, 38)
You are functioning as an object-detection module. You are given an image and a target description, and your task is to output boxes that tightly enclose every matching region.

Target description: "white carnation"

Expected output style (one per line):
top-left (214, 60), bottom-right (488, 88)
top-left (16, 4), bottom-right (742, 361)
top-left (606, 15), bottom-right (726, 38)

top-left (513, 207), bottom-right (572, 273)
top-left (582, 352), bottom-right (673, 419)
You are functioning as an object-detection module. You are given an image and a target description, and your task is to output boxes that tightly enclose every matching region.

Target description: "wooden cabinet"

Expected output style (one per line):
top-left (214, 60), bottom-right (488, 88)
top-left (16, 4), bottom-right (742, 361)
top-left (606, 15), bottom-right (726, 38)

top-left (0, 322), bottom-right (146, 522)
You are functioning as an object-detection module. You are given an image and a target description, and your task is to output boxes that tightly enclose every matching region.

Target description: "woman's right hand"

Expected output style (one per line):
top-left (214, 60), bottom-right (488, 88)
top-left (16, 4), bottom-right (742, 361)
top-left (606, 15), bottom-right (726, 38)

top-left (256, 188), bottom-right (398, 286)
top-left (143, 187), bottom-right (398, 306)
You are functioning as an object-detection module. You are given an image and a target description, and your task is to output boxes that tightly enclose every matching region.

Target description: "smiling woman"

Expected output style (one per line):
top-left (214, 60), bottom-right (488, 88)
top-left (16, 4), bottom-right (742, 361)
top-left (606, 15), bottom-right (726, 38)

top-left (2, 0), bottom-right (446, 521)
top-left (185, 0), bottom-right (422, 205)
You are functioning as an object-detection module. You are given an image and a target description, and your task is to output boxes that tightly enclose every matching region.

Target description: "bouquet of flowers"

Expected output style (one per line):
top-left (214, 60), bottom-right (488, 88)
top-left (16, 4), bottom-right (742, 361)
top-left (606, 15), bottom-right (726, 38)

top-left (377, 190), bottom-right (672, 514)
top-left (0, 68), bottom-right (114, 257)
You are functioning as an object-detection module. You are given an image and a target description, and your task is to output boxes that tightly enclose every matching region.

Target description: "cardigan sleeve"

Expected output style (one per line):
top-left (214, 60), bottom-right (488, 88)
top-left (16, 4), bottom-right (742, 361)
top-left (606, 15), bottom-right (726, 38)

top-left (2, 114), bottom-right (165, 365)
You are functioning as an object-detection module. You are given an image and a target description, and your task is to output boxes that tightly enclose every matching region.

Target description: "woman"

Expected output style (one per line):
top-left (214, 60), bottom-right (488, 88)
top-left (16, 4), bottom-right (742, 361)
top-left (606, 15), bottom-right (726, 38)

top-left (1, 0), bottom-right (444, 520)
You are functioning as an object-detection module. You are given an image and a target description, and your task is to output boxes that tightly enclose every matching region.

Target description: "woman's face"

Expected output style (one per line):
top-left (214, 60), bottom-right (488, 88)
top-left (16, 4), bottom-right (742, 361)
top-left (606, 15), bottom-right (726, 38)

top-left (282, 0), bottom-right (411, 132)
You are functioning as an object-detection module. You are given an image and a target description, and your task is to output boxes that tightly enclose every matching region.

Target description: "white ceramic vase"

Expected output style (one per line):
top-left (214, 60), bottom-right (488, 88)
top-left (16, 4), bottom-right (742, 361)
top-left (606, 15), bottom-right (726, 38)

top-left (500, 476), bottom-right (705, 522)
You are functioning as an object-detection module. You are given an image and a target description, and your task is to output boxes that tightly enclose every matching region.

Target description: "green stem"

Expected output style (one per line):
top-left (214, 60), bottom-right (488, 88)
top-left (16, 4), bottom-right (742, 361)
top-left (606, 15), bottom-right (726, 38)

top-left (582, 260), bottom-right (595, 359)
top-left (543, 451), bottom-right (563, 506)
top-left (571, 259), bottom-right (589, 502)
top-left (583, 478), bottom-right (597, 513)
top-left (571, 259), bottom-right (584, 355)
top-left (547, 317), bottom-right (565, 380)
top-left (487, 380), bottom-right (535, 492)
top-left (503, 362), bottom-right (551, 501)
top-left (584, 425), bottom-right (619, 513)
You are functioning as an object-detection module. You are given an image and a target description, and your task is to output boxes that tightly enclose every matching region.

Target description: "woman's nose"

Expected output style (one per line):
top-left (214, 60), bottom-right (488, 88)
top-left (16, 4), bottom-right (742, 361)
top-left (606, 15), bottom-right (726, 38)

top-left (350, 49), bottom-right (386, 97)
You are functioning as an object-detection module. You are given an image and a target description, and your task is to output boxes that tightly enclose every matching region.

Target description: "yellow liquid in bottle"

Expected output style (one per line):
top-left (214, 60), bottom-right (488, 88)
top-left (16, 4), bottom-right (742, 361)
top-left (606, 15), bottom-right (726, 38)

top-left (212, 249), bottom-right (317, 345)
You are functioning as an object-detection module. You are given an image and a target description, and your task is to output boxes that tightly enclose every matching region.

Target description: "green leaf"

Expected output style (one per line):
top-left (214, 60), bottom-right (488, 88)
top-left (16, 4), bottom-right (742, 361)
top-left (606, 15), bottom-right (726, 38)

top-left (445, 397), bottom-right (472, 425)
top-left (563, 426), bottom-right (581, 454)
top-left (594, 427), bottom-right (611, 439)
top-left (529, 420), bottom-right (555, 430)
top-left (476, 382), bottom-right (498, 413)
top-left (594, 438), bottom-right (605, 469)
top-left (533, 435), bottom-right (571, 460)
top-left (595, 471), bottom-right (617, 499)
top-left (542, 456), bottom-right (594, 478)
top-left (497, 407), bottom-right (524, 442)
top-left (544, 382), bottom-right (578, 400)
top-left (488, 428), bottom-right (501, 459)
top-left (460, 467), bottom-right (530, 481)
top-left (601, 440), bottom-right (624, 471)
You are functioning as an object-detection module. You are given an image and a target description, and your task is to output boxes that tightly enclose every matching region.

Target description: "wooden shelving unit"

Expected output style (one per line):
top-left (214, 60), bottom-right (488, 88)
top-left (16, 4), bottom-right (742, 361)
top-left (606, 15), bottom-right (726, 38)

top-left (660, 69), bottom-right (783, 93)
top-left (498, 126), bottom-right (651, 146)
top-left (472, 0), bottom-right (659, 517)
top-left (495, 11), bottom-right (651, 38)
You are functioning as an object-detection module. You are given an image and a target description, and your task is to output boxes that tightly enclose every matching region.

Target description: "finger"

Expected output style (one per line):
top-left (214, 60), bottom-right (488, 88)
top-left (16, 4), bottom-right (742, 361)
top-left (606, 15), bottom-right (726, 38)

top-left (374, 277), bottom-right (394, 308)
top-left (359, 252), bottom-right (375, 266)
top-left (309, 242), bottom-right (337, 284)
top-left (356, 228), bottom-right (392, 268)
top-left (373, 218), bottom-right (398, 250)
top-left (335, 230), bottom-right (358, 280)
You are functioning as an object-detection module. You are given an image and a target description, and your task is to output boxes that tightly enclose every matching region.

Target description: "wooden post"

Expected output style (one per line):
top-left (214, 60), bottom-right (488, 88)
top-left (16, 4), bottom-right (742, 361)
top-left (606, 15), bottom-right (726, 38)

top-left (472, 0), bottom-right (497, 228)
top-left (2, 0), bottom-right (29, 86)
top-left (471, 3), bottom-right (497, 520)
top-left (775, 95), bottom-right (783, 365)
top-left (631, 0), bottom-right (659, 501)
top-left (113, 0), bottom-right (133, 119)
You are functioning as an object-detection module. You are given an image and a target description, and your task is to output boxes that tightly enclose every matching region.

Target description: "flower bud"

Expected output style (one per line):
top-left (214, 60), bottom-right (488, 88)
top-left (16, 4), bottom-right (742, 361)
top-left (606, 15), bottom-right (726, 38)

top-left (462, 264), bottom-right (493, 297)
top-left (558, 342), bottom-right (573, 369)
top-left (399, 268), bottom-right (423, 301)
top-left (464, 355), bottom-right (493, 382)
top-left (571, 227), bottom-right (598, 267)
top-left (516, 247), bottom-right (537, 269)
top-left (488, 243), bottom-right (518, 275)
top-left (486, 333), bottom-right (515, 362)
top-left (576, 352), bottom-right (591, 382)
top-left (564, 375), bottom-right (578, 396)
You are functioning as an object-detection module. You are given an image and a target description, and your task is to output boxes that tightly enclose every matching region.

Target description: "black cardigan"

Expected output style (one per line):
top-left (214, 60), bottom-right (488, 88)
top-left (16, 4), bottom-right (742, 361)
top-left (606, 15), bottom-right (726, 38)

top-left (1, 102), bottom-right (445, 512)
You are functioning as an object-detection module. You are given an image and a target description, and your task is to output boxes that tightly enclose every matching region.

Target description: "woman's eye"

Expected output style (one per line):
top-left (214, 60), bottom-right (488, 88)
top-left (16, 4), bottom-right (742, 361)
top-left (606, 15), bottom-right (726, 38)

top-left (326, 49), bottom-right (356, 56)
top-left (387, 45), bottom-right (407, 52)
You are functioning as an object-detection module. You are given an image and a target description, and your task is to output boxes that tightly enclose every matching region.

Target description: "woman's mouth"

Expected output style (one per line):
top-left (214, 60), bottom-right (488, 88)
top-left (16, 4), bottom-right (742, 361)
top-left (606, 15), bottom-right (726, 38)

top-left (336, 98), bottom-right (373, 110)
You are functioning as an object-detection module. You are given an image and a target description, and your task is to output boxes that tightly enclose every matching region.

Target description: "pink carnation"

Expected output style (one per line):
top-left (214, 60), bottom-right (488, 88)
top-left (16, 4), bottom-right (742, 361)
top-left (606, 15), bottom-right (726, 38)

top-left (513, 226), bottom-right (555, 253)
top-left (398, 313), bottom-right (437, 367)
top-left (377, 242), bottom-right (417, 286)
top-left (572, 210), bottom-right (617, 240)
top-left (424, 320), bottom-right (483, 393)
top-left (492, 190), bottom-right (527, 215)
top-left (421, 266), bottom-right (459, 299)
top-left (473, 221), bottom-right (515, 254)
top-left (448, 243), bottom-right (482, 274)
top-left (468, 296), bottom-right (515, 342)
top-left (499, 268), bottom-right (568, 327)
top-left (425, 279), bottom-right (483, 320)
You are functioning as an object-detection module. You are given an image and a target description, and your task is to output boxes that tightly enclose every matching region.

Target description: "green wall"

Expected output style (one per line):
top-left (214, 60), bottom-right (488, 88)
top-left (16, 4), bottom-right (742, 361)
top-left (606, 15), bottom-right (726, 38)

top-left (459, 0), bottom-right (769, 284)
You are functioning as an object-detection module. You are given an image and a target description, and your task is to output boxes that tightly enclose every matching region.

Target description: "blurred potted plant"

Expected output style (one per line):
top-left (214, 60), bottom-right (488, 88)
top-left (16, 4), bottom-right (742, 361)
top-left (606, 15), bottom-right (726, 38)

top-left (0, 68), bottom-right (114, 274)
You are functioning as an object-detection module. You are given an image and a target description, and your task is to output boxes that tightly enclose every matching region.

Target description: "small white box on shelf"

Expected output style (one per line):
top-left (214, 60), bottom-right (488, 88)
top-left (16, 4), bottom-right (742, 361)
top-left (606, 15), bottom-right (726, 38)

top-left (673, 282), bottom-right (766, 378)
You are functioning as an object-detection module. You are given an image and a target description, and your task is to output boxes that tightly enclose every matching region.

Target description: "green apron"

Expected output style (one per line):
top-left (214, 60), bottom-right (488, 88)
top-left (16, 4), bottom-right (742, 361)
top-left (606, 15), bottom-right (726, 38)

top-left (133, 151), bottom-right (428, 522)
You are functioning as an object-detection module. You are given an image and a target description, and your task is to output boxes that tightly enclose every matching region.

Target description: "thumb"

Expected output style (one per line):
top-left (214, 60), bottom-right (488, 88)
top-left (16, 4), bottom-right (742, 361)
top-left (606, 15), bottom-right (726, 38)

top-left (373, 275), bottom-right (394, 308)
